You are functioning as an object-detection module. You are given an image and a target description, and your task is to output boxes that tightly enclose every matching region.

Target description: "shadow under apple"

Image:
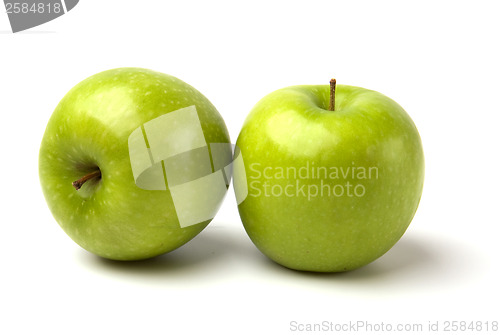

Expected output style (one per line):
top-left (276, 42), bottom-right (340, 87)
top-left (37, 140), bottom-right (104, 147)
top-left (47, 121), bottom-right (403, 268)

top-left (258, 231), bottom-right (486, 290)
top-left (74, 225), bottom-right (486, 291)
top-left (74, 223), bottom-right (258, 280)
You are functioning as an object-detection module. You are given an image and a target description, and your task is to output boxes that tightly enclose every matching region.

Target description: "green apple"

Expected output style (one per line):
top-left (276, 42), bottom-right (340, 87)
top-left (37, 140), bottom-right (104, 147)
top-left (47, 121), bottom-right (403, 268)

top-left (39, 68), bottom-right (230, 260)
top-left (234, 80), bottom-right (424, 272)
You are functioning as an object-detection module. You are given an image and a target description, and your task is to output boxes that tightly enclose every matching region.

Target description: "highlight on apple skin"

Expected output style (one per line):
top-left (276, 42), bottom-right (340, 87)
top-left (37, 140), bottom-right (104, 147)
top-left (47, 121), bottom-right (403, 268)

top-left (39, 68), bottom-right (231, 260)
top-left (234, 81), bottom-right (425, 272)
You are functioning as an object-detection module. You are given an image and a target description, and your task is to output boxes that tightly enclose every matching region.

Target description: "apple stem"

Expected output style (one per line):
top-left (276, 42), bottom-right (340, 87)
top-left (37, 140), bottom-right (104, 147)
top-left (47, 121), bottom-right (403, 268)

top-left (72, 169), bottom-right (101, 190)
top-left (329, 78), bottom-right (336, 111)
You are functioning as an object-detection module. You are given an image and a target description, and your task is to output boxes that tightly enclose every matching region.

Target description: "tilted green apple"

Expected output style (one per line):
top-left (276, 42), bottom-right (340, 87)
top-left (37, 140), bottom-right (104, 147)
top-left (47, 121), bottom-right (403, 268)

top-left (234, 80), bottom-right (424, 272)
top-left (39, 68), bottom-right (231, 260)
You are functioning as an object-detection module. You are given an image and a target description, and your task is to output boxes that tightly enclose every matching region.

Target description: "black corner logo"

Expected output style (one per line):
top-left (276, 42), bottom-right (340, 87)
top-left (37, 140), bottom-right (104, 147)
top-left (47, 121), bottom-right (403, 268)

top-left (4, 0), bottom-right (79, 33)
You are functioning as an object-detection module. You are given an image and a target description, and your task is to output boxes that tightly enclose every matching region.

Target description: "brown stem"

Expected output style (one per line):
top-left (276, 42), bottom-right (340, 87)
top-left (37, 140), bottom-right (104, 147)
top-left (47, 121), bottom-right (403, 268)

top-left (72, 169), bottom-right (101, 190)
top-left (329, 78), bottom-right (336, 111)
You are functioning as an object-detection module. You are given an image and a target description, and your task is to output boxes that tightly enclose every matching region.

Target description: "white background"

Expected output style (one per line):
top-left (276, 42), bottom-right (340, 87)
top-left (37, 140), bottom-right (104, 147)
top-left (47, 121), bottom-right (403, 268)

top-left (1, 1), bottom-right (499, 334)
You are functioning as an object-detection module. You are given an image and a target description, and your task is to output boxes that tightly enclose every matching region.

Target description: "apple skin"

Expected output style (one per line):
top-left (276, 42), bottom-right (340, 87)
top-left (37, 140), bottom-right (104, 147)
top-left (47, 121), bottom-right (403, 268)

top-left (235, 84), bottom-right (424, 272)
top-left (39, 68), bottom-right (230, 260)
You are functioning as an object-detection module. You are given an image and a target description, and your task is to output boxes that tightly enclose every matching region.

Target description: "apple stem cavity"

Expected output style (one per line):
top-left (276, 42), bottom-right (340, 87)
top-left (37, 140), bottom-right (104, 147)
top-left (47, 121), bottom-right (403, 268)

top-left (72, 169), bottom-right (101, 190)
top-left (329, 78), bottom-right (336, 112)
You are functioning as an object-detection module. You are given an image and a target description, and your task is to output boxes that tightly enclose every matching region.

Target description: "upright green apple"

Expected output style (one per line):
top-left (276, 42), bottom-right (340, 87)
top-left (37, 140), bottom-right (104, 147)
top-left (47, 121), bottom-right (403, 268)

top-left (39, 68), bottom-right (231, 260)
top-left (234, 80), bottom-right (424, 272)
